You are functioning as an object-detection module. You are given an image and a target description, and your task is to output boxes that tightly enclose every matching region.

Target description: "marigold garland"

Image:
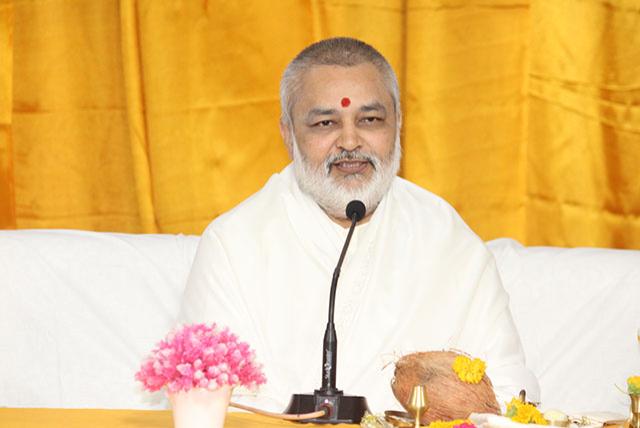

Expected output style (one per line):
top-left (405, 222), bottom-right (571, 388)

top-left (505, 398), bottom-right (548, 425)
top-left (629, 376), bottom-right (640, 395)
top-left (428, 419), bottom-right (475, 428)
top-left (451, 355), bottom-right (485, 384)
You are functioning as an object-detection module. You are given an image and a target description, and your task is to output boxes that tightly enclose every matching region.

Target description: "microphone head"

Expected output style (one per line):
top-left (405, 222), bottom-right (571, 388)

top-left (346, 200), bottom-right (366, 222)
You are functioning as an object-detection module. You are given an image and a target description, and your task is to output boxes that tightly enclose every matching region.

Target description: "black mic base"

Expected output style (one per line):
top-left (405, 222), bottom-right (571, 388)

top-left (284, 391), bottom-right (369, 424)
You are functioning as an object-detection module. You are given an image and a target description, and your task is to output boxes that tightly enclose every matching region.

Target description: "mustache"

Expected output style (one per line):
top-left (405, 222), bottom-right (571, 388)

top-left (324, 151), bottom-right (379, 174)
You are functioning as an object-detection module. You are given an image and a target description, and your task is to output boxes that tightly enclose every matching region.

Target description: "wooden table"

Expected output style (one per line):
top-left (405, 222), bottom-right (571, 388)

top-left (0, 408), bottom-right (358, 427)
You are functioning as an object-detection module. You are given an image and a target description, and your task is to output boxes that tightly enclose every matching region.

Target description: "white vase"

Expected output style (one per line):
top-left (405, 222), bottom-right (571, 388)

top-left (168, 386), bottom-right (233, 428)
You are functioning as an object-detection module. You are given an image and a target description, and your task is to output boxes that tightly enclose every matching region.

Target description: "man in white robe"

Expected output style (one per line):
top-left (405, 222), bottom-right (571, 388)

top-left (179, 37), bottom-right (539, 413)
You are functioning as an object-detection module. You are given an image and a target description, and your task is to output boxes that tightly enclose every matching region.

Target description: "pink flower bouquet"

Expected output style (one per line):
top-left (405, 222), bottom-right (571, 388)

top-left (136, 323), bottom-right (266, 428)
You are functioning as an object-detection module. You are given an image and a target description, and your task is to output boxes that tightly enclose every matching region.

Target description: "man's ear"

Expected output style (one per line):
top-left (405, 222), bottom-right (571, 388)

top-left (280, 120), bottom-right (294, 159)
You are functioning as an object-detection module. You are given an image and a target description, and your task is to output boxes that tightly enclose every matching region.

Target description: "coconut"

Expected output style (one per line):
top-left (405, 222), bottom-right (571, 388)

top-left (391, 351), bottom-right (500, 424)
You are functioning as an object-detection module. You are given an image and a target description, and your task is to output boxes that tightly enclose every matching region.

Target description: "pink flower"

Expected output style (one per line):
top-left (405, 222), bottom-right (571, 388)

top-left (176, 363), bottom-right (193, 377)
top-left (135, 323), bottom-right (266, 393)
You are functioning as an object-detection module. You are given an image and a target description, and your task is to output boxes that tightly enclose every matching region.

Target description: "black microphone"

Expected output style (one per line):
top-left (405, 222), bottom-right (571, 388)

top-left (284, 200), bottom-right (370, 424)
top-left (322, 200), bottom-right (365, 393)
top-left (346, 200), bottom-right (366, 222)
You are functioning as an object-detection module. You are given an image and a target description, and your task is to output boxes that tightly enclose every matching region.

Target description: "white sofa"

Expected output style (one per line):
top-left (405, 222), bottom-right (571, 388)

top-left (0, 229), bottom-right (638, 416)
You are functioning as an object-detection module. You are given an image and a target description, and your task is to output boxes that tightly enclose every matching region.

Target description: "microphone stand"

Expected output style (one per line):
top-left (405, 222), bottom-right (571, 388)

top-left (284, 202), bottom-right (369, 424)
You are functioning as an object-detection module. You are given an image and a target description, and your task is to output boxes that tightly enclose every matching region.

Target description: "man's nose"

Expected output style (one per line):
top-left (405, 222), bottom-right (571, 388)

top-left (337, 122), bottom-right (361, 151)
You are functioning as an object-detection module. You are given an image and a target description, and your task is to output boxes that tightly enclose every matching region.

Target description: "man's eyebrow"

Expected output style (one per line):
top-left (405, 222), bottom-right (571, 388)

top-left (304, 103), bottom-right (387, 121)
top-left (360, 102), bottom-right (387, 114)
top-left (305, 108), bottom-right (337, 121)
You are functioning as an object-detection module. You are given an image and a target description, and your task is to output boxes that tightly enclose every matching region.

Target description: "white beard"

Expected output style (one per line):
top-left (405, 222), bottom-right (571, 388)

top-left (291, 134), bottom-right (401, 220)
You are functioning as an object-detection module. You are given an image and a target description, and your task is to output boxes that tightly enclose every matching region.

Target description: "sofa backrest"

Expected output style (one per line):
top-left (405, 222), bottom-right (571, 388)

top-left (488, 238), bottom-right (639, 416)
top-left (0, 230), bottom-right (199, 409)
top-left (0, 230), bottom-right (638, 416)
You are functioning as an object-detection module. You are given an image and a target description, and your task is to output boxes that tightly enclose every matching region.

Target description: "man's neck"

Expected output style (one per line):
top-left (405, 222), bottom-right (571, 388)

top-left (328, 211), bottom-right (373, 228)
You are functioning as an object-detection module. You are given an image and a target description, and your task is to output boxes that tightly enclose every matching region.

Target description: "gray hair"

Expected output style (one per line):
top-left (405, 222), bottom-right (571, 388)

top-left (279, 37), bottom-right (401, 129)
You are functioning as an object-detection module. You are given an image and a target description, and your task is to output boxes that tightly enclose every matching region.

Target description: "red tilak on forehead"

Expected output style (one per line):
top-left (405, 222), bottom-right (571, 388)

top-left (340, 97), bottom-right (351, 107)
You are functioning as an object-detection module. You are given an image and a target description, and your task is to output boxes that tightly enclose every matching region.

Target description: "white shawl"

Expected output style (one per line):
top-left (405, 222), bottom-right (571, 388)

top-left (179, 165), bottom-right (539, 412)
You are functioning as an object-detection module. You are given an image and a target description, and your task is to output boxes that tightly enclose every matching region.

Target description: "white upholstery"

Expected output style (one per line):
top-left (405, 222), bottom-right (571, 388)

top-left (0, 230), bottom-right (638, 415)
top-left (488, 238), bottom-right (640, 415)
top-left (0, 230), bottom-right (199, 409)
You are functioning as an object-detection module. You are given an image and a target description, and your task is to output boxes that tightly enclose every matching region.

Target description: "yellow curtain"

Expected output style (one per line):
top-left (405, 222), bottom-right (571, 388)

top-left (1, 0), bottom-right (639, 248)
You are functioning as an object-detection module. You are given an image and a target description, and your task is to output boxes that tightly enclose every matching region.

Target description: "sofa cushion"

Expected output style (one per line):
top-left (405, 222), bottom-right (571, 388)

top-left (488, 238), bottom-right (640, 415)
top-left (0, 229), bottom-right (199, 409)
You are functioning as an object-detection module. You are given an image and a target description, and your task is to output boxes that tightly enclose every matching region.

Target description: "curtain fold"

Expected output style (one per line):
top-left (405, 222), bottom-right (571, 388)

top-left (9, 0), bottom-right (143, 231)
top-left (0, 0), bottom-right (14, 228)
top-left (119, 0), bottom-right (157, 232)
top-left (526, 0), bottom-right (640, 247)
top-left (1, 0), bottom-right (639, 247)
top-left (403, 0), bottom-right (531, 242)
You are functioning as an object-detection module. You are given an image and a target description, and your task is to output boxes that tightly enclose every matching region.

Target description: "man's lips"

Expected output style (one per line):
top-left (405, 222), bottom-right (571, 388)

top-left (332, 160), bottom-right (370, 174)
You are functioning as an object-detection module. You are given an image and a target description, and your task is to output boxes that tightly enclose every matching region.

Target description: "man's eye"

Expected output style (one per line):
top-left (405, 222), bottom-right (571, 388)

top-left (314, 120), bottom-right (334, 127)
top-left (361, 117), bottom-right (382, 124)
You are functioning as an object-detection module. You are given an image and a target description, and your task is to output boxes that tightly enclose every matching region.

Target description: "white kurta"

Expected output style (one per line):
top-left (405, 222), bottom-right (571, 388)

top-left (179, 165), bottom-right (539, 413)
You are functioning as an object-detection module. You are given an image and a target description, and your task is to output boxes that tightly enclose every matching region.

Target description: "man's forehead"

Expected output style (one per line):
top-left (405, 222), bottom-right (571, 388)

top-left (295, 64), bottom-right (392, 110)
top-left (299, 63), bottom-right (386, 86)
